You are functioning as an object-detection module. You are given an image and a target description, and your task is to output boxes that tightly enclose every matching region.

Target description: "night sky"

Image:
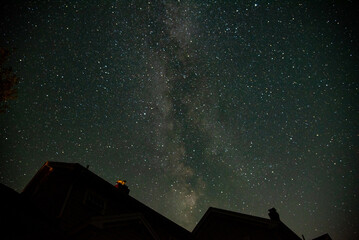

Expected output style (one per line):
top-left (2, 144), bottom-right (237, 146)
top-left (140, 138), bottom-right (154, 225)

top-left (1, 1), bottom-right (358, 239)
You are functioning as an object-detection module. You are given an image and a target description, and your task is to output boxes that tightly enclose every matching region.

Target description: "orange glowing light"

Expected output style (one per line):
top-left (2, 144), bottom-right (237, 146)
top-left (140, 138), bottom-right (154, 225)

top-left (116, 180), bottom-right (126, 185)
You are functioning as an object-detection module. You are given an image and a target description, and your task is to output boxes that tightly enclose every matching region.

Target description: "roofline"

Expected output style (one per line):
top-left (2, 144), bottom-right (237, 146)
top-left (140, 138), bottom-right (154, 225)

top-left (192, 207), bottom-right (272, 235)
top-left (193, 207), bottom-right (301, 239)
top-left (24, 161), bottom-right (191, 236)
top-left (22, 161), bottom-right (52, 193)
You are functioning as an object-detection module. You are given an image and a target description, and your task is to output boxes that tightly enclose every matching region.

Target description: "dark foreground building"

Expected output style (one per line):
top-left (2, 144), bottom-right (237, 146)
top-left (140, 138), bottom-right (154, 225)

top-left (18, 161), bottom-right (190, 239)
top-left (312, 233), bottom-right (333, 240)
top-left (192, 207), bottom-right (301, 240)
top-left (1, 161), bottom-right (332, 240)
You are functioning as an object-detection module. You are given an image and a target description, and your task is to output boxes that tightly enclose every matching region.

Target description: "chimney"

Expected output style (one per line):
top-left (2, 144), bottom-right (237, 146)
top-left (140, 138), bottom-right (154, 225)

top-left (115, 179), bottom-right (130, 195)
top-left (268, 208), bottom-right (280, 221)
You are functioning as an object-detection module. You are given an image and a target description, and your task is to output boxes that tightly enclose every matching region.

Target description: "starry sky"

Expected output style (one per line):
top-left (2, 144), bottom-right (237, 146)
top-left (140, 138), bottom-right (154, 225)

top-left (0, 1), bottom-right (358, 239)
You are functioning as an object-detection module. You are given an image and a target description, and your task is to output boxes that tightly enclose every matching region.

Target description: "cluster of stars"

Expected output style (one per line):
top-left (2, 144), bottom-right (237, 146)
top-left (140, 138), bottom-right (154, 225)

top-left (0, 1), bottom-right (358, 239)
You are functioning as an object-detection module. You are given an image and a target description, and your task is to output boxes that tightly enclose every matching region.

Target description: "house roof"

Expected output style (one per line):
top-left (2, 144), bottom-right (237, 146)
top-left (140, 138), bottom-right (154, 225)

top-left (22, 161), bottom-right (192, 239)
top-left (312, 233), bottom-right (332, 240)
top-left (192, 207), bottom-right (273, 235)
top-left (192, 207), bottom-right (301, 240)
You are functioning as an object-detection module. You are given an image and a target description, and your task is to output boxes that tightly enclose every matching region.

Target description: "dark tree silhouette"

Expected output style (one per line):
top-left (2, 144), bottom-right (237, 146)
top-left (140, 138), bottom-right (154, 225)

top-left (0, 48), bottom-right (18, 113)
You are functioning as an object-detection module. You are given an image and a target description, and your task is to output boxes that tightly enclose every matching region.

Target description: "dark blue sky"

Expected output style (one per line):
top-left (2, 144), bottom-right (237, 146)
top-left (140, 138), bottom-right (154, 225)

top-left (1, 1), bottom-right (358, 239)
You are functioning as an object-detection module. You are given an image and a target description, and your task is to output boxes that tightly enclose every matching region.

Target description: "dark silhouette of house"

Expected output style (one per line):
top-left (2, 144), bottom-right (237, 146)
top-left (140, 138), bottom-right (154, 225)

top-left (312, 233), bottom-right (332, 240)
top-left (1, 161), bottom-right (333, 240)
top-left (20, 161), bottom-right (191, 239)
top-left (192, 207), bottom-right (301, 240)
